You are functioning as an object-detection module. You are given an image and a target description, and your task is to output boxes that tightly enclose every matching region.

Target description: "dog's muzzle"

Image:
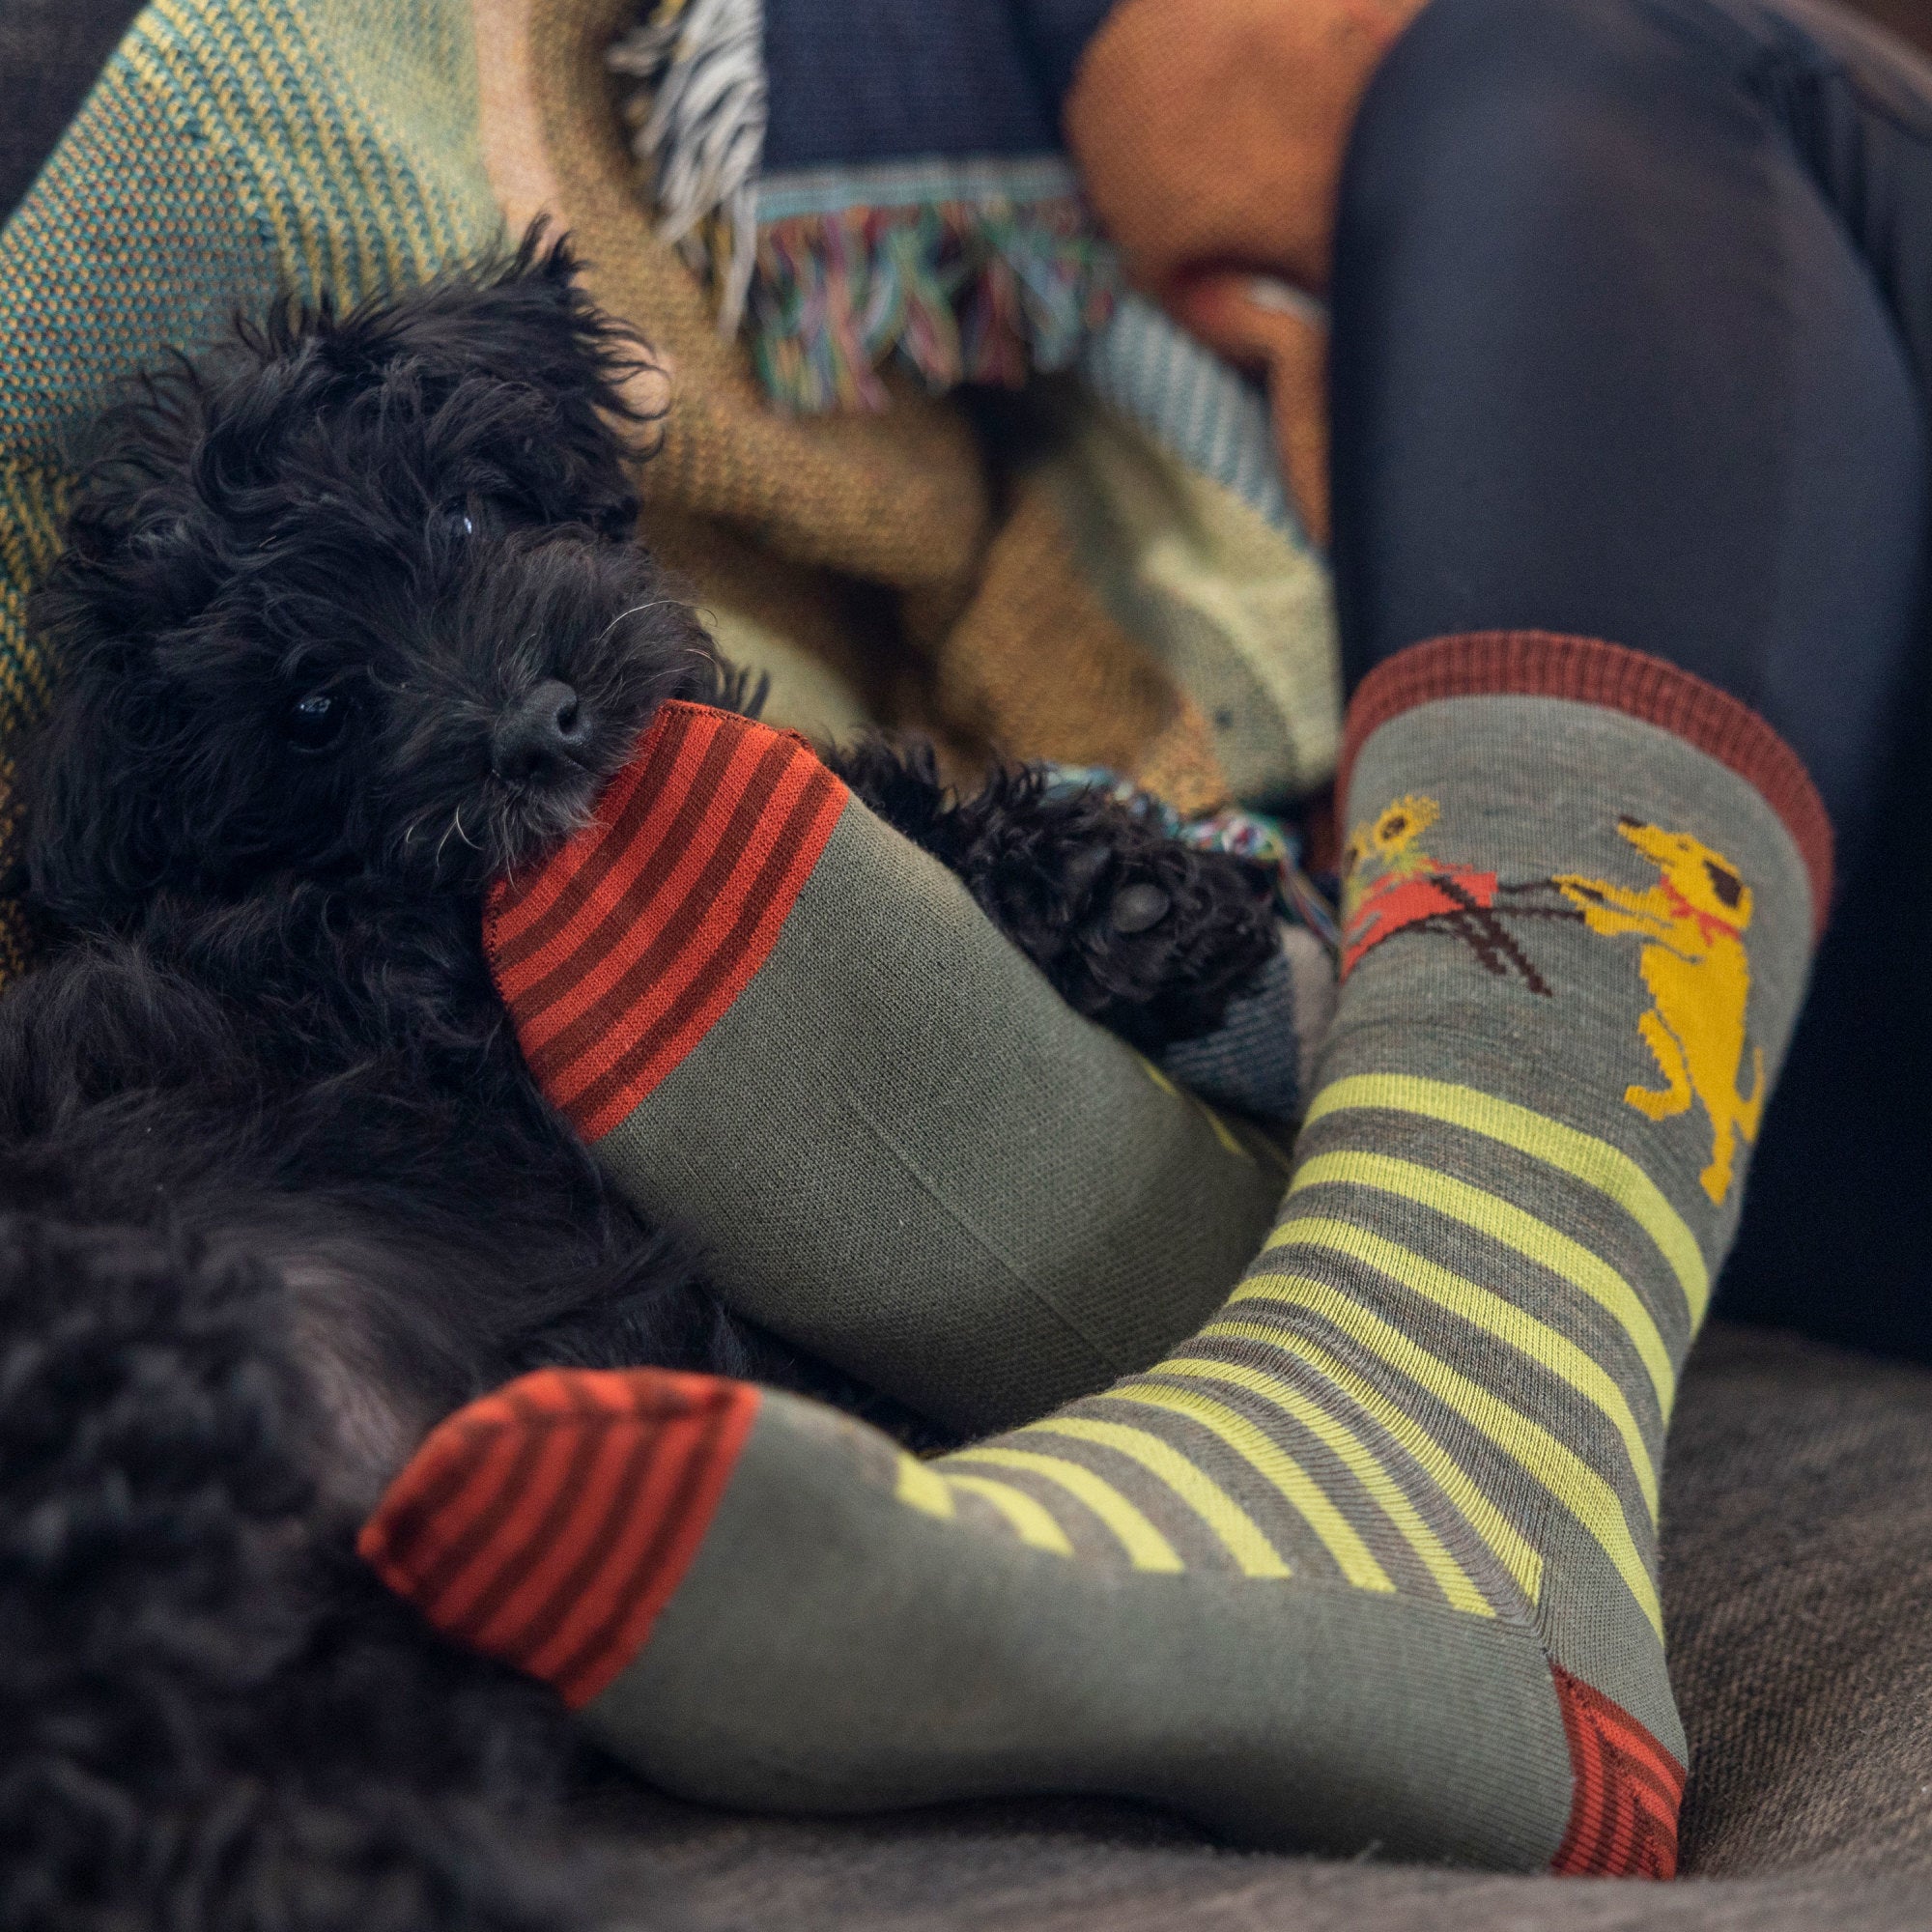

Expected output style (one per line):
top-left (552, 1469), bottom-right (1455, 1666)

top-left (492, 679), bottom-right (590, 784)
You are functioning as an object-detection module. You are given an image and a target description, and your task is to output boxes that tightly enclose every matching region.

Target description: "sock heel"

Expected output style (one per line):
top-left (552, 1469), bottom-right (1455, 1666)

top-left (1548, 1662), bottom-right (1686, 1878)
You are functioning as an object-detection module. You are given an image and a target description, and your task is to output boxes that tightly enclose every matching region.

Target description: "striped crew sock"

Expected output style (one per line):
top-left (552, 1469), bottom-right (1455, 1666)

top-left (377, 635), bottom-right (1825, 1872)
top-left (483, 700), bottom-right (1286, 1436)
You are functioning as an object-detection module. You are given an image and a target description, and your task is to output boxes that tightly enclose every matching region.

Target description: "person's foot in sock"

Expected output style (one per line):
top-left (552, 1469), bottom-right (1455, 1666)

top-left (478, 699), bottom-right (1288, 1435)
top-left (366, 632), bottom-right (1826, 1874)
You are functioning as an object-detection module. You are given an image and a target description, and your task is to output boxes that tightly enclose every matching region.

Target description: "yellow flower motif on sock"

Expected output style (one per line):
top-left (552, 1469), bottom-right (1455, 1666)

top-left (1344, 794), bottom-right (1443, 919)
top-left (1369, 794), bottom-right (1439, 857)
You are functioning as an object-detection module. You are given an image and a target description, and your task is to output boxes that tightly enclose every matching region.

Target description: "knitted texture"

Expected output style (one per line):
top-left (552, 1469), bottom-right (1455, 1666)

top-left (486, 703), bottom-right (848, 1137)
top-left (609, 0), bottom-right (1118, 404)
top-left (603, 0), bottom-right (1390, 549)
top-left (373, 634), bottom-right (1822, 1873)
top-left (1337, 632), bottom-right (1833, 930)
top-left (359, 1366), bottom-right (761, 1708)
top-left (486, 699), bottom-right (1288, 1435)
top-left (0, 0), bottom-right (1347, 998)
top-left (591, 0), bottom-right (1341, 793)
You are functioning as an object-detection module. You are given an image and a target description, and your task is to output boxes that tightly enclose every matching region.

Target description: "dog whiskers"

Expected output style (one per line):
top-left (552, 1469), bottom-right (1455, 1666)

top-left (433, 810), bottom-right (471, 872)
top-left (593, 599), bottom-right (676, 647)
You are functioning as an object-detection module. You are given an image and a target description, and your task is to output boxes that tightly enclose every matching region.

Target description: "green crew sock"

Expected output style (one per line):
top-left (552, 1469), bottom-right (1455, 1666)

top-left (387, 636), bottom-right (1828, 1873)
top-left (484, 699), bottom-right (1287, 1436)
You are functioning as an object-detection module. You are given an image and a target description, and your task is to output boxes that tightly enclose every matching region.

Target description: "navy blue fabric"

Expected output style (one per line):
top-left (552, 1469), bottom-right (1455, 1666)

top-left (1331, 0), bottom-right (1931, 856)
top-left (1328, 0), bottom-right (1932, 1356)
top-left (1013, 0), bottom-right (1120, 102)
top-left (759, 0), bottom-right (1122, 171)
top-left (762, 0), bottom-right (1060, 168)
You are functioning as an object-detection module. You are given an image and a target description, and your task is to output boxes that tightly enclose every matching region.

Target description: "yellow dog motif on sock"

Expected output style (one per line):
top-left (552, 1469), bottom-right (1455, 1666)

top-left (1555, 818), bottom-right (1764, 1204)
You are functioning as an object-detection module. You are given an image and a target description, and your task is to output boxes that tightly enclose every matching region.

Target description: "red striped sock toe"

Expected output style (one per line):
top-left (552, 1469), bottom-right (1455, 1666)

top-left (359, 1367), bottom-right (760, 1708)
top-left (486, 702), bottom-right (848, 1141)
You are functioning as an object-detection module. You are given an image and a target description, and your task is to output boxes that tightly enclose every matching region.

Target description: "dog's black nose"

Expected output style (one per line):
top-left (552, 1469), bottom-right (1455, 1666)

top-left (492, 679), bottom-right (587, 781)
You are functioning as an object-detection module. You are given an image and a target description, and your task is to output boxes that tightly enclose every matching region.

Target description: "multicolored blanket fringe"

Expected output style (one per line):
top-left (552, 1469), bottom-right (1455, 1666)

top-left (611, 0), bottom-right (767, 333)
top-left (751, 170), bottom-right (1115, 411)
top-left (611, 2), bottom-right (1117, 411)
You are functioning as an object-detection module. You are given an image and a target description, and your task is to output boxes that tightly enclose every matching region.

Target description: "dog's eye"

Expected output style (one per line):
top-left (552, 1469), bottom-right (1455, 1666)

top-left (440, 506), bottom-right (476, 539)
top-left (284, 692), bottom-right (348, 753)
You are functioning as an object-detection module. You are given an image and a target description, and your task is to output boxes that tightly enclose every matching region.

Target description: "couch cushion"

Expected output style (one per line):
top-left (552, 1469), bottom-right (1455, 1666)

top-left (1666, 1322), bottom-right (1932, 1873)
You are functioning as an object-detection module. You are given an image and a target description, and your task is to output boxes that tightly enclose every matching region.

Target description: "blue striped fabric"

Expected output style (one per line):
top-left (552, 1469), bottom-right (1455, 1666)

top-left (1080, 292), bottom-right (1306, 545)
top-left (753, 154), bottom-right (1084, 224)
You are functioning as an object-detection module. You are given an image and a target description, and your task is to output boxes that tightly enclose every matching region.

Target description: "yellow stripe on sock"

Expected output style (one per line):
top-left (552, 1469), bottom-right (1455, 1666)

top-left (1203, 1318), bottom-right (1543, 1605)
top-left (1291, 1151), bottom-right (1676, 1421)
top-left (1101, 1382), bottom-right (1392, 1591)
top-left (1139, 1057), bottom-right (1180, 1097)
top-left (947, 1446), bottom-right (1184, 1572)
top-left (1268, 1215), bottom-right (1661, 1523)
top-left (1021, 1418), bottom-right (1291, 1578)
top-left (1229, 1273), bottom-right (1663, 1638)
top-left (944, 1475), bottom-right (1075, 1554)
top-left (1139, 1358), bottom-right (1495, 1616)
top-left (895, 1453), bottom-right (956, 1520)
top-left (1305, 1075), bottom-right (1710, 1323)
top-left (1202, 1106), bottom-right (1251, 1163)
top-left (1137, 1055), bottom-right (1256, 1164)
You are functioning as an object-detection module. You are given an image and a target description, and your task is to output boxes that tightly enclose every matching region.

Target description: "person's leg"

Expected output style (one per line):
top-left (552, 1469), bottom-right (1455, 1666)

top-left (1329, 0), bottom-right (1932, 1358)
top-left (1701, 0), bottom-right (1932, 1355)
top-left (373, 647), bottom-right (1817, 1874)
top-left (371, 7), bottom-right (1865, 1877)
top-left (1330, 0), bottom-right (1927, 857)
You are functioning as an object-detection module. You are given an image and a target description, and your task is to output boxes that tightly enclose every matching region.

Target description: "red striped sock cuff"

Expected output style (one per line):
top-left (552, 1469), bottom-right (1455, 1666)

top-left (1338, 633), bottom-right (1833, 936)
top-left (485, 702), bottom-right (849, 1141)
top-left (1548, 1662), bottom-right (1687, 1879)
top-left (359, 1367), bottom-right (761, 1710)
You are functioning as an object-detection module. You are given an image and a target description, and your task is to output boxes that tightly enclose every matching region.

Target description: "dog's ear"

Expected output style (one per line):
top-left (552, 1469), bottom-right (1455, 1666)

top-left (16, 616), bottom-right (177, 930)
top-left (44, 360), bottom-right (230, 641)
top-left (21, 370), bottom-right (237, 927)
top-left (1704, 859), bottom-right (1744, 910)
top-left (321, 223), bottom-right (660, 537)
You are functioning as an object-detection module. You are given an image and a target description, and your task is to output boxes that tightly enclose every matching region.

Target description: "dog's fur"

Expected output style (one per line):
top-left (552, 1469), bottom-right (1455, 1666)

top-left (0, 232), bottom-right (1278, 1930)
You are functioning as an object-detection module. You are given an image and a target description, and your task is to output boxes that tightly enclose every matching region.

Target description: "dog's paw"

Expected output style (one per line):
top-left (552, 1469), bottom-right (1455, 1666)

top-left (1047, 838), bottom-right (1279, 1051)
top-left (823, 744), bottom-right (1282, 1055)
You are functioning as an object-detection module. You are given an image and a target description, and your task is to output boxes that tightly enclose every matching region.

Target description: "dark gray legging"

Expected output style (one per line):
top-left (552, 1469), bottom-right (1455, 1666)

top-left (1330, 0), bottom-right (1932, 1357)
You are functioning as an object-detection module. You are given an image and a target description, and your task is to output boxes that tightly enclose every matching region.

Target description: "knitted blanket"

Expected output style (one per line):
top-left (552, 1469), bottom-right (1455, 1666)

top-left (0, 0), bottom-right (1395, 988)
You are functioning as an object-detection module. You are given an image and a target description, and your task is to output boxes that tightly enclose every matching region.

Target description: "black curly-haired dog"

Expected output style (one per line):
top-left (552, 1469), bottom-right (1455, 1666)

top-left (0, 230), bottom-right (1278, 1931)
